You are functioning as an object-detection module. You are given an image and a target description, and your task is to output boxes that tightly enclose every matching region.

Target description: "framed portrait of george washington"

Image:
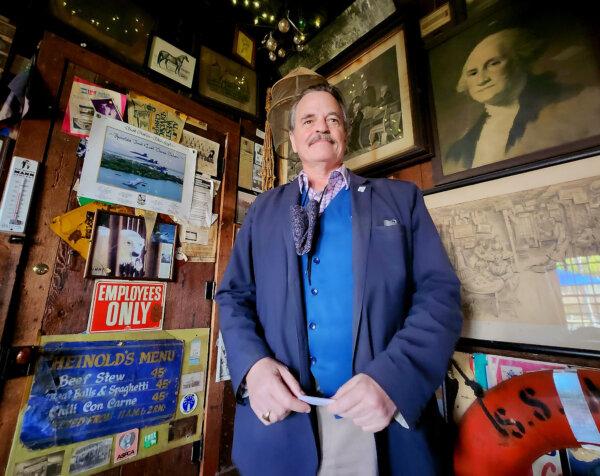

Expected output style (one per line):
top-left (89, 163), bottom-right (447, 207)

top-left (428, 1), bottom-right (600, 185)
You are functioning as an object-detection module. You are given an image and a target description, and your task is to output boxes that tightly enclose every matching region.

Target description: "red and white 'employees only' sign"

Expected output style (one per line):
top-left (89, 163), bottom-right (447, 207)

top-left (88, 280), bottom-right (166, 333)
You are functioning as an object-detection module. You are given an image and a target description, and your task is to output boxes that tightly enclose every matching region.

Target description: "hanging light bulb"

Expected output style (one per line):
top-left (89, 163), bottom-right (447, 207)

top-left (296, 44), bottom-right (305, 52)
top-left (269, 51), bottom-right (277, 61)
top-left (265, 33), bottom-right (277, 51)
top-left (277, 18), bottom-right (290, 33)
top-left (293, 33), bottom-right (302, 45)
top-left (277, 47), bottom-right (286, 58)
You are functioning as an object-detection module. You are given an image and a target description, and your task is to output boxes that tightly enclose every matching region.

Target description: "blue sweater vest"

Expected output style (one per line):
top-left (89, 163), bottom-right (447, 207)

top-left (301, 187), bottom-right (353, 397)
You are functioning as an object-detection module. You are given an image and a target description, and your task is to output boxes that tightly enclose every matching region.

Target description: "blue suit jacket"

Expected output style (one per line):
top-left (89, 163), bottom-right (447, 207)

top-left (216, 172), bottom-right (462, 475)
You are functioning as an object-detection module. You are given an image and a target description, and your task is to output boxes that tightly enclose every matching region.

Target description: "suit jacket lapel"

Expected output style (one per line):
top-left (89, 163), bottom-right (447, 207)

top-left (348, 172), bottom-right (371, 360)
top-left (281, 181), bottom-right (310, 384)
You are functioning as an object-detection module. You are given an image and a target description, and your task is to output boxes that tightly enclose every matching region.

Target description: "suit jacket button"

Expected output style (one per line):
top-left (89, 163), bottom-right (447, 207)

top-left (311, 288), bottom-right (318, 295)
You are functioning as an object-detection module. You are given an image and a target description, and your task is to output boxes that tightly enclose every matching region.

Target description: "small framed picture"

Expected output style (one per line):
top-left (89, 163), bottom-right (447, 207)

top-left (198, 46), bottom-right (257, 116)
top-left (233, 27), bottom-right (256, 68)
top-left (85, 211), bottom-right (177, 281)
top-left (148, 36), bottom-right (196, 88)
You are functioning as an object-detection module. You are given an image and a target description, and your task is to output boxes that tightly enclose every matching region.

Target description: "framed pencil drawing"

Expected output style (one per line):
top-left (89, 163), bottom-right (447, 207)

top-left (424, 155), bottom-right (600, 352)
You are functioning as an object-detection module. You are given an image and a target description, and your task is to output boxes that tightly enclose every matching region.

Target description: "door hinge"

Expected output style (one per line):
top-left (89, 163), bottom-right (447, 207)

top-left (0, 345), bottom-right (38, 382)
top-left (205, 281), bottom-right (216, 300)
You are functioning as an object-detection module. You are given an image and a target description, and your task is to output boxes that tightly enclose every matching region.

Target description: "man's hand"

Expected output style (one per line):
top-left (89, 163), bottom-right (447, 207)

top-left (246, 357), bottom-right (311, 425)
top-left (327, 373), bottom-right (397, 432)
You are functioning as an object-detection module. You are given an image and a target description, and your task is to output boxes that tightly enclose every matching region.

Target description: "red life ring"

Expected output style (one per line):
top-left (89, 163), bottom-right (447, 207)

top-left (454, 369), bottom-right (600, 476)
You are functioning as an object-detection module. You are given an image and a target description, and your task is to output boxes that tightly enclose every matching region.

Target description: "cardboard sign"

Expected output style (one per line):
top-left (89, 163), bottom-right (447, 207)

top-left (88, 280), bottom-right (166, 333)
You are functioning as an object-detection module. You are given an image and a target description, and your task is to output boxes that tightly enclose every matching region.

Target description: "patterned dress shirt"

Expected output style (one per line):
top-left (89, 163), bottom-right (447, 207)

top-left (297, 164), bottom-right (350, 213)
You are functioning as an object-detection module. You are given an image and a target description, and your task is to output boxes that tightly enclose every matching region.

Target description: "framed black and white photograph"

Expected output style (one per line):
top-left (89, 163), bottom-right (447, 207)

top-left (328, 27), bottom-right (420, 173)
top-left (198, 47), bottom-right (257, 116)
top-left (148, 36), bottom-right (196, 88)
top-left (79, 114), bottom-right (197, 219)
top-left (85, 210), bottom-right (177, 281)
top-left (428, 1), bottom-right (600, 185)
top-left (425, 154), bottom-right (600, 352)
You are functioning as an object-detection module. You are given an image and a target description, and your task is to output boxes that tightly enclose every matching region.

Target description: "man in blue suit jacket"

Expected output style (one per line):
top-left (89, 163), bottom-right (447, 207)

top-left (216, 77), bottom-right (462, 475)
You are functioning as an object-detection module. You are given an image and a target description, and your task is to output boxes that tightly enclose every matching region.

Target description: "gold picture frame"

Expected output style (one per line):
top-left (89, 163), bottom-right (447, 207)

top-left (327, 27), bottom-right (422, 173)
top-left (233, 27), bottom-right (256, 69)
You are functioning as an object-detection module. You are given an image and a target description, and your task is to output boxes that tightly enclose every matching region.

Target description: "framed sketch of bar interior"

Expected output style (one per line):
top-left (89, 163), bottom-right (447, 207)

top-left (424, 155), bottom-right (600, 352)
top-left (79, 114), bottom-right (197, 219)
top-left (327, 27), bottom-right (424, 173)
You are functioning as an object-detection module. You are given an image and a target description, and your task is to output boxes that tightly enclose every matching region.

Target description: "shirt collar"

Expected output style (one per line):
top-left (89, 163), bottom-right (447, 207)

top-left (297, 164), bottom-right (350, 193)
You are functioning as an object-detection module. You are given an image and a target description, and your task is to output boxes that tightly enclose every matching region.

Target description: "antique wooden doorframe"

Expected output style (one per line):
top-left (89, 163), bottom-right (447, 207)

top-left (0, 32), bottom-right (241, 475)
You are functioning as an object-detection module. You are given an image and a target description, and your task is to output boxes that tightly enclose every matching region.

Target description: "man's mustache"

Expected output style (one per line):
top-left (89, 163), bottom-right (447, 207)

top-left (308, 133), bottom-right (335, 146)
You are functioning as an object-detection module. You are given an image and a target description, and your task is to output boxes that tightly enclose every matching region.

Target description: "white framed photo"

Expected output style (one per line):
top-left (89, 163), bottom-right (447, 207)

top-left (79, 114), bottom-right (197, 219)
top-left (148, 36), bottom-right (196, 88)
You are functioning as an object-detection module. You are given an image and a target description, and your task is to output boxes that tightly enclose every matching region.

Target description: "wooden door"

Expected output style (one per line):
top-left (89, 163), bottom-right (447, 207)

top-left (0, 32), bottom-right (240, 475)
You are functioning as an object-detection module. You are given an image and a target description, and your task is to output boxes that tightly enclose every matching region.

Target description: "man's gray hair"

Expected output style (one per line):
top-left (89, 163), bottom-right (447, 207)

top-left (456, 28), bottom-right (545, 93)
top-left (289, 83), bottom-right (349, 132)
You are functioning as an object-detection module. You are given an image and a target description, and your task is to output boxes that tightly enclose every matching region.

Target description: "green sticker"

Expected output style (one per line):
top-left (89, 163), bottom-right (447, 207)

top-left (143, 431), bottom-right (158, 448)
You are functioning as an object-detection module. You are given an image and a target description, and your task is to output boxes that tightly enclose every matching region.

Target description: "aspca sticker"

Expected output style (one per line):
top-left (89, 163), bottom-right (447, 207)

top-left (113, 428), bottom-right (139, 463)
top-left (179, 393), bottom-right (198, 414)
top-left (88, 280), bottom-right (166, 333)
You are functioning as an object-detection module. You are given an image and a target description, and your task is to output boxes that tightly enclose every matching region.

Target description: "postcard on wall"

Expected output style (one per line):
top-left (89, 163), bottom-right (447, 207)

top-left (180, 127), bottom-right (220, 177)
top-left (127, 92), bottom-right (187, 142)
top-left (180, 221), bottom-right (218, 262)
top-left (485, 355), bottom-right (568, 388)
top-left (238, 137), bottom-right (254, 190)
top-left (79, 114), bottom-right (197, 218)
top-left (91, 97), bottom-right (123, 121)
top-left (252, 142), bottom-right (263, 192)
top-left (69, 438), bottom-right (112, 475)
top-left (148, 36), bottom-right (196, 88)
top-left (188, 174), bottom-right (213, 228)
top-left (62, 76), bottom-right (126, 138)
top-left (235, 190), bottom-right (257, 224)
top-left (14, 451), bottom-right (64, 476)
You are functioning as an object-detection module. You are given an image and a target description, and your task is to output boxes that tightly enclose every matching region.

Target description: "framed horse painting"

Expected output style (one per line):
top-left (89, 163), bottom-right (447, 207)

top-left (148, 36), bottom-right (196, 88)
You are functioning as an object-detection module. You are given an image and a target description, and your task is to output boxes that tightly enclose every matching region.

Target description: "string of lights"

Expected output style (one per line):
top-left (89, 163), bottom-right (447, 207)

top-left (231, 0), bottom-right (323, 62)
